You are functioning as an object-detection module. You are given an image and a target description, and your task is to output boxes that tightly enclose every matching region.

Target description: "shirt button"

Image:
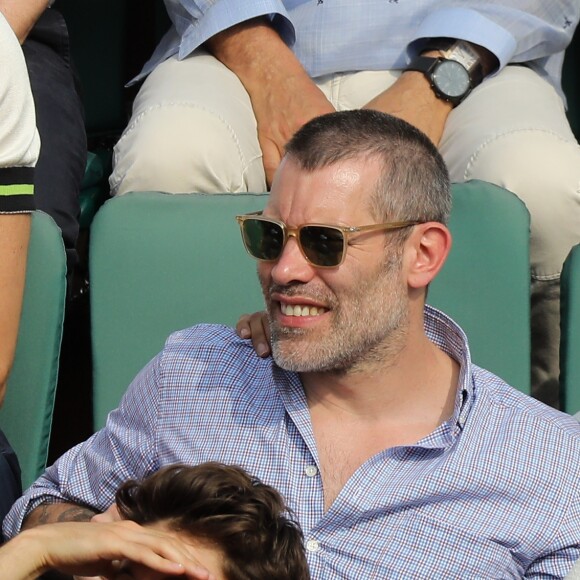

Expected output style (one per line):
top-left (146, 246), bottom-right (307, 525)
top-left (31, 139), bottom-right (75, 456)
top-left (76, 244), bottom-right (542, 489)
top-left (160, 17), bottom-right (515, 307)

top-left (306, 539), bottom-right (321, 553)
top-left (304, 465), bottom-right (318, 477)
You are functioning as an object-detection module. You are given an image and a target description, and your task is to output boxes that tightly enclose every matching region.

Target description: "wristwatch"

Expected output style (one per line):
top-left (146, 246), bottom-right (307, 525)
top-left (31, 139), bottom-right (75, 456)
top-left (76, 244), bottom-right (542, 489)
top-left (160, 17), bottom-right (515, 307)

top-left (407, 40), bottom-right (485, 106)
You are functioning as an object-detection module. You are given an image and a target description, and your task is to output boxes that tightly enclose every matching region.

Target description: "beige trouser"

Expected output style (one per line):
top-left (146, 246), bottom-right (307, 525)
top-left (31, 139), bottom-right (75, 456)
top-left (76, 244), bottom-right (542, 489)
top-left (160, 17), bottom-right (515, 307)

top-left (110, 52), bottom-right (580, 405)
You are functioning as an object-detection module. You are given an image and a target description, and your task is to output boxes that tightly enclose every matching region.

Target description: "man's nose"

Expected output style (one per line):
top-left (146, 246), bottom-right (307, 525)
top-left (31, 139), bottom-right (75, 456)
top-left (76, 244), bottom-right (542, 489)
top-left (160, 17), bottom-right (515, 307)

top-left (270, 236), bottom-right (316, 285)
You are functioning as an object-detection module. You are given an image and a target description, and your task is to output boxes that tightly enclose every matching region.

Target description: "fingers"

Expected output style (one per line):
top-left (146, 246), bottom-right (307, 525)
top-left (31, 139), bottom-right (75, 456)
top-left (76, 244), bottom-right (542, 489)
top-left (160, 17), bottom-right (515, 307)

top-left (235, 314), bottom-right (252, 338)
top-left (36, 521), bottom-right (215, 578)
top-left (236, 311), bottom-right (271, 357)
top-left (109, 523), bottom-right (216, 579)
top-left (260, 137), bottom-right (283, 188)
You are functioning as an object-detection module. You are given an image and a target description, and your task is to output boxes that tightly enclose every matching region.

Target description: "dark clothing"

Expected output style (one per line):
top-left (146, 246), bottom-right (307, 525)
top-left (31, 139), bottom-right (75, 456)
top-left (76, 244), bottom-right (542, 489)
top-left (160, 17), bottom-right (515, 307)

top-left (0, 430), bottom-right (21, 543)
top-left (23, 9), bottom-right (87, 271)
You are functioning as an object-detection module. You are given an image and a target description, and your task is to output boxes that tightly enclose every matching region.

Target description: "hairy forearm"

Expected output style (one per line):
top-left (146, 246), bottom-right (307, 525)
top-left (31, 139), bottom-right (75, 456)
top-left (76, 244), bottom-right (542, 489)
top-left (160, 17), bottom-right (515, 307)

top-left (206, 17), bottom-right (311, 95)
top-left (205, 17), bottom-right (335, 186)
top-left (22, 502), bottom-right (98, 530)
top-left (0, 0), bottom-right (49, 43)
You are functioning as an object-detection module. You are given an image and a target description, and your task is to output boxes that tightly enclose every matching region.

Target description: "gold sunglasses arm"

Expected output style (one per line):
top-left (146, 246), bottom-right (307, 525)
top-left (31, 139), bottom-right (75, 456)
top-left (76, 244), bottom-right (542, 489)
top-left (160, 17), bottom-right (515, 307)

top-left (235, 211), bottom-right (264, 223)
top-left (346, 221), bottom-right (422, 234)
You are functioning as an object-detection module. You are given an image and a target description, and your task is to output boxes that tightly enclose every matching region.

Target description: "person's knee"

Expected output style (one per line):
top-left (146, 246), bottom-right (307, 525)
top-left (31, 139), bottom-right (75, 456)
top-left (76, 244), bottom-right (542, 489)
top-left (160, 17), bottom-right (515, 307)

top-left (464, 129), bottom-right (580, 278)
top-left (110, 104), bottom-right (265, 196)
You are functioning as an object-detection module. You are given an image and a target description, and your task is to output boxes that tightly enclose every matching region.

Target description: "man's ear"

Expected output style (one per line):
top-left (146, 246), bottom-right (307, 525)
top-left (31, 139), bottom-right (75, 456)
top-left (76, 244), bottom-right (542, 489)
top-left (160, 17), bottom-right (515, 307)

top-left (404, 222), bottom-right (452, 289)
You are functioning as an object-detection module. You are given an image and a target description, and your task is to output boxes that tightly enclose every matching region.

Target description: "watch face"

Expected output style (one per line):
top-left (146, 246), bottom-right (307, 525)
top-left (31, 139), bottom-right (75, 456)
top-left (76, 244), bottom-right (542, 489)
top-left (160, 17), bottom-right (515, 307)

top-left (432, 60), bottom-right (470, 98)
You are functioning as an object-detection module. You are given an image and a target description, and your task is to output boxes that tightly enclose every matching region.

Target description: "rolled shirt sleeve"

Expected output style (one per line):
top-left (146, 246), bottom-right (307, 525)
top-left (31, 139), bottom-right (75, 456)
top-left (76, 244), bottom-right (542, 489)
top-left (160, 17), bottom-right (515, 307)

top-left (2, 353), bottom-right (164, 538)
top-left (408, 2), bottom-right (579, 73)
top-left (135, 0), bottom-right (295, 83)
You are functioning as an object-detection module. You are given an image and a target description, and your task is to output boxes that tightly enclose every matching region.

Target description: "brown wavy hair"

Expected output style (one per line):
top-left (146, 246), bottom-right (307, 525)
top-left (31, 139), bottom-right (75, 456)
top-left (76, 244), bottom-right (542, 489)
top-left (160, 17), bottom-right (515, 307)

top-left (115, 462), bottom-right (310, 580)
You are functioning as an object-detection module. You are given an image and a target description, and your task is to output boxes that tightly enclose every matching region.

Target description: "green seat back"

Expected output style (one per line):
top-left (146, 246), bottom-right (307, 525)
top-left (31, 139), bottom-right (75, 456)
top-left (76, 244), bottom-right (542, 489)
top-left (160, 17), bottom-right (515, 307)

top-left (428, 181), bottom-right (530, 393)
top-left (0, 212), bottom-right (67, 489)
top-left (90, 182), bottom-right (530, 429)
top-left (560, 244), bottom-right (580, 414)
top-left (90, 193), bottom-right (268, 428)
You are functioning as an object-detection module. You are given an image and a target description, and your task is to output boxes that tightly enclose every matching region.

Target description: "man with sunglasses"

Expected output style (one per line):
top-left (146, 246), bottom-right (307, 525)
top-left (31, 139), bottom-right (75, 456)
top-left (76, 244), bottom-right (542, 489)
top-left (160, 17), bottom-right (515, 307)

top-left (110, 1), bottom-right (580, 411)
top-left (6, 111), bottom-right (580, 578)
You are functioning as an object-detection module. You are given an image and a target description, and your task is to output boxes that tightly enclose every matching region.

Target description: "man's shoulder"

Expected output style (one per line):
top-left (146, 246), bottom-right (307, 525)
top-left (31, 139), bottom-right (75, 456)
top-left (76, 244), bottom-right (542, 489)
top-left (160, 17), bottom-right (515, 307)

top-left (472, 365), bottom-right (580, 446)
top-left (161, 323), bottom-right (255, 354)
top-left (165, 323), bottom-right (241, 351)
top-left (158, 323), bottom-right (277, 381)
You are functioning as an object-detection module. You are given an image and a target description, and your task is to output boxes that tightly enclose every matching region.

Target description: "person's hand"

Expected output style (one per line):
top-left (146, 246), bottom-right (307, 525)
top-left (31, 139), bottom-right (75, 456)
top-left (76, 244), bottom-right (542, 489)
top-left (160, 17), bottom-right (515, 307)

top-left (249, 71), bottom-right (335, 186)
top-left (236, 311), bottom-right (271, 358)
top-left (207, 18), bottom-right (335, 186)
top-left (363, 69), bottom-right (453, 146)
top-left (3, 521), bottom-right (216, 579)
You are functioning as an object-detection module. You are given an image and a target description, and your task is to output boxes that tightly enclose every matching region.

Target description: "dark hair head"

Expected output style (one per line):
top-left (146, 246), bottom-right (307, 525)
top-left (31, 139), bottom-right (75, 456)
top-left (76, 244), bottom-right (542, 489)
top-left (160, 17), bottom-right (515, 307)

top-left (284, 110), bottom-right (451, 227)
top-left (115, 463), bottom-right (310, 580)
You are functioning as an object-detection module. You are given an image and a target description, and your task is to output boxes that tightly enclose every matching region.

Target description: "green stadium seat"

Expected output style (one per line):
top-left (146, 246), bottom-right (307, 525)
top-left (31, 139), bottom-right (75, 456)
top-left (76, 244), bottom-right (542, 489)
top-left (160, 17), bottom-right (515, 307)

top-left (0, 212), bottom-right (67, 489)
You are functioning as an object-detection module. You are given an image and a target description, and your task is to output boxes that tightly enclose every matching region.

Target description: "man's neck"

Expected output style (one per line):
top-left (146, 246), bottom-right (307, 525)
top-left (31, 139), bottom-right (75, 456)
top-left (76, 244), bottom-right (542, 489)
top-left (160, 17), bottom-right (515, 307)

top-left (300, 331), bottom-right (459, 428)
top-left (300, 329), bottom-right (460, 511)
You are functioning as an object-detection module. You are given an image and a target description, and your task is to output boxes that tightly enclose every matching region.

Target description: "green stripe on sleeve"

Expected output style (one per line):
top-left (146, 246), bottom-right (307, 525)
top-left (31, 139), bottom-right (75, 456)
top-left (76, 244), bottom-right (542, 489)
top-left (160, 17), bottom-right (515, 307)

top-left (0, 184), bottom-right (34, 196)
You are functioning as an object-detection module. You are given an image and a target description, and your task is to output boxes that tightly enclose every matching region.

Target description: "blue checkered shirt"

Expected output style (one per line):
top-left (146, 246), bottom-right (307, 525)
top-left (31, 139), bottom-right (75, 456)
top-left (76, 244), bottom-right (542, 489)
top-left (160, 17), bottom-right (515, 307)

top-left (5, 306), bottom-right (580, 578)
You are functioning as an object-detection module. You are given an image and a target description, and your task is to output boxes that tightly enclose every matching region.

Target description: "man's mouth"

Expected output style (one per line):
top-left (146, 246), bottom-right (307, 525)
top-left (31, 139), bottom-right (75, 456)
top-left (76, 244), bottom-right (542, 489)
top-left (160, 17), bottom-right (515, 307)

top-left (280, 303), bottom-right (327, 317)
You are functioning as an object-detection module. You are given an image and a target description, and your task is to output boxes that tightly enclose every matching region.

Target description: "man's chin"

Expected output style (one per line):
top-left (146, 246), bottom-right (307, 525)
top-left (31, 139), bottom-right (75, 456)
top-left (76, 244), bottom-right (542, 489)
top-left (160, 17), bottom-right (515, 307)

top-left (271, 342), bottom-right (347, 374)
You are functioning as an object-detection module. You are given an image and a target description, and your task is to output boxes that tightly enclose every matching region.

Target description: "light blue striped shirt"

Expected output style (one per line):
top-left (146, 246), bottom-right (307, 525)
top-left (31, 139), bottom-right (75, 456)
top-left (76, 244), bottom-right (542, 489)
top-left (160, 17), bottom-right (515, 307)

top-left (135, 0), bottom-right (579, 97)
top-left (5, 306), bottom-right (580, 578)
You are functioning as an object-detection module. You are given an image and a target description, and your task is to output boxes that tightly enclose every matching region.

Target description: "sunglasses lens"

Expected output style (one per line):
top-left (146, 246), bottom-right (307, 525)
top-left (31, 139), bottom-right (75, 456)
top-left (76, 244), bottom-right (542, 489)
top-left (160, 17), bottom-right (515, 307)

top-left (300, 226), bottom-right (345, 267)
top-left (242, 218), bottom-right (284, 261)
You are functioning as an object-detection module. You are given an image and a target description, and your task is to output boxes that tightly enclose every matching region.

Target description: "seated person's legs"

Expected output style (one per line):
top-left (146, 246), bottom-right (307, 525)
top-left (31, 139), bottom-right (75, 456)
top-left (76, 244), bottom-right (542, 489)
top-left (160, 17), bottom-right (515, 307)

top-left (440, 65), bottom-right (580, 406)
top-left (110, 51), bottom-right (267, 196)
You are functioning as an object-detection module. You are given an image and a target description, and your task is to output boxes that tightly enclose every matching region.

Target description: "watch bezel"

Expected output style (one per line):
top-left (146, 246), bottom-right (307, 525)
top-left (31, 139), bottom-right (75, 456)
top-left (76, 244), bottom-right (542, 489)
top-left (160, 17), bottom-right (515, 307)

top-left (431, 59), bottom-right (472, 100)
top-left (406, 55), bottom-right (473, 106)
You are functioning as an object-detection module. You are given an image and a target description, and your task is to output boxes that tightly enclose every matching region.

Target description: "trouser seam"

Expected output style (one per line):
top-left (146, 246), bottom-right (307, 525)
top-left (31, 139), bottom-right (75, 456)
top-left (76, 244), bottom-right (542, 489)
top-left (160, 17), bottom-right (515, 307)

top-left (464, 128), bottom-right (578, 182)
top-left (111, 102), bottom-right (250, 192)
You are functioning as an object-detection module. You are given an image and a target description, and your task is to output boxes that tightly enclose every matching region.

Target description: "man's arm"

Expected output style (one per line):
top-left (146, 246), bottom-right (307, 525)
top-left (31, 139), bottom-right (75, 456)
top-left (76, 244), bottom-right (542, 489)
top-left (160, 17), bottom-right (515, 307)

top-left (0, 10), bottom-right (39, 402)
top-left (0, 0), bottom-right (49, 43)
top-left (0, 520), bottom-right (214, 580)
top-left (364, 0), bottom-right (578, 145)
top-left (0, 216), bottom-right (30, 405)
top-left (22, 502), bottom-right (98, 530)
top-left (206, 18), bottom-right (335, 186)
top-left (363, 44), bottom-right (497, 146)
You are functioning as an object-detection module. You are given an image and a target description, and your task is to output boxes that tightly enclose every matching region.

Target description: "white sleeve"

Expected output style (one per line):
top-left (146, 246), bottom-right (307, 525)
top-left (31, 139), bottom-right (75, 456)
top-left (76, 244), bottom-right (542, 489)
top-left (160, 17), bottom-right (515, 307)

top-left (0, 12), bottom-right (40, 172)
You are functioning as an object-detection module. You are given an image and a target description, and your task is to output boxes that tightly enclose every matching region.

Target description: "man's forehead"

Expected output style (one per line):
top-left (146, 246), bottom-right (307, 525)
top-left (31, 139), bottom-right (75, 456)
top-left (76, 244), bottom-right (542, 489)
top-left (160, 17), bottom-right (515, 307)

top-left (268, 156), bottom-right (379, 213)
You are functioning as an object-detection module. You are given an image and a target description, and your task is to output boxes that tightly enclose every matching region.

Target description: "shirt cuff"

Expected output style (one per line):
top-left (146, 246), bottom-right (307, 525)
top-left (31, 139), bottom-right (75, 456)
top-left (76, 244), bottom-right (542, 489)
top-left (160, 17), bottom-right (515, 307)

top-left (408, 7), bottom-right (517, 71)
top-left (177, 0), bottom-right (295, 61)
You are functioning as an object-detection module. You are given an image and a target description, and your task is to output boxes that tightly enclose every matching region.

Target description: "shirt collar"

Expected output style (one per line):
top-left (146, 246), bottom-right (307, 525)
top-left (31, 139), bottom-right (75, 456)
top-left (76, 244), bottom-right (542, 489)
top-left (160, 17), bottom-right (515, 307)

top-left (419, 304), bottom-right (475, 448)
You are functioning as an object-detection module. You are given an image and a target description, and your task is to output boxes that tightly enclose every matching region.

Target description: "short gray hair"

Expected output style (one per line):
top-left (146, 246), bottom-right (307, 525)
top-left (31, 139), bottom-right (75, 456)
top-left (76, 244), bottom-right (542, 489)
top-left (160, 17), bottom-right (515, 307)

top-left (284, 110), bottom-right (451, 225)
